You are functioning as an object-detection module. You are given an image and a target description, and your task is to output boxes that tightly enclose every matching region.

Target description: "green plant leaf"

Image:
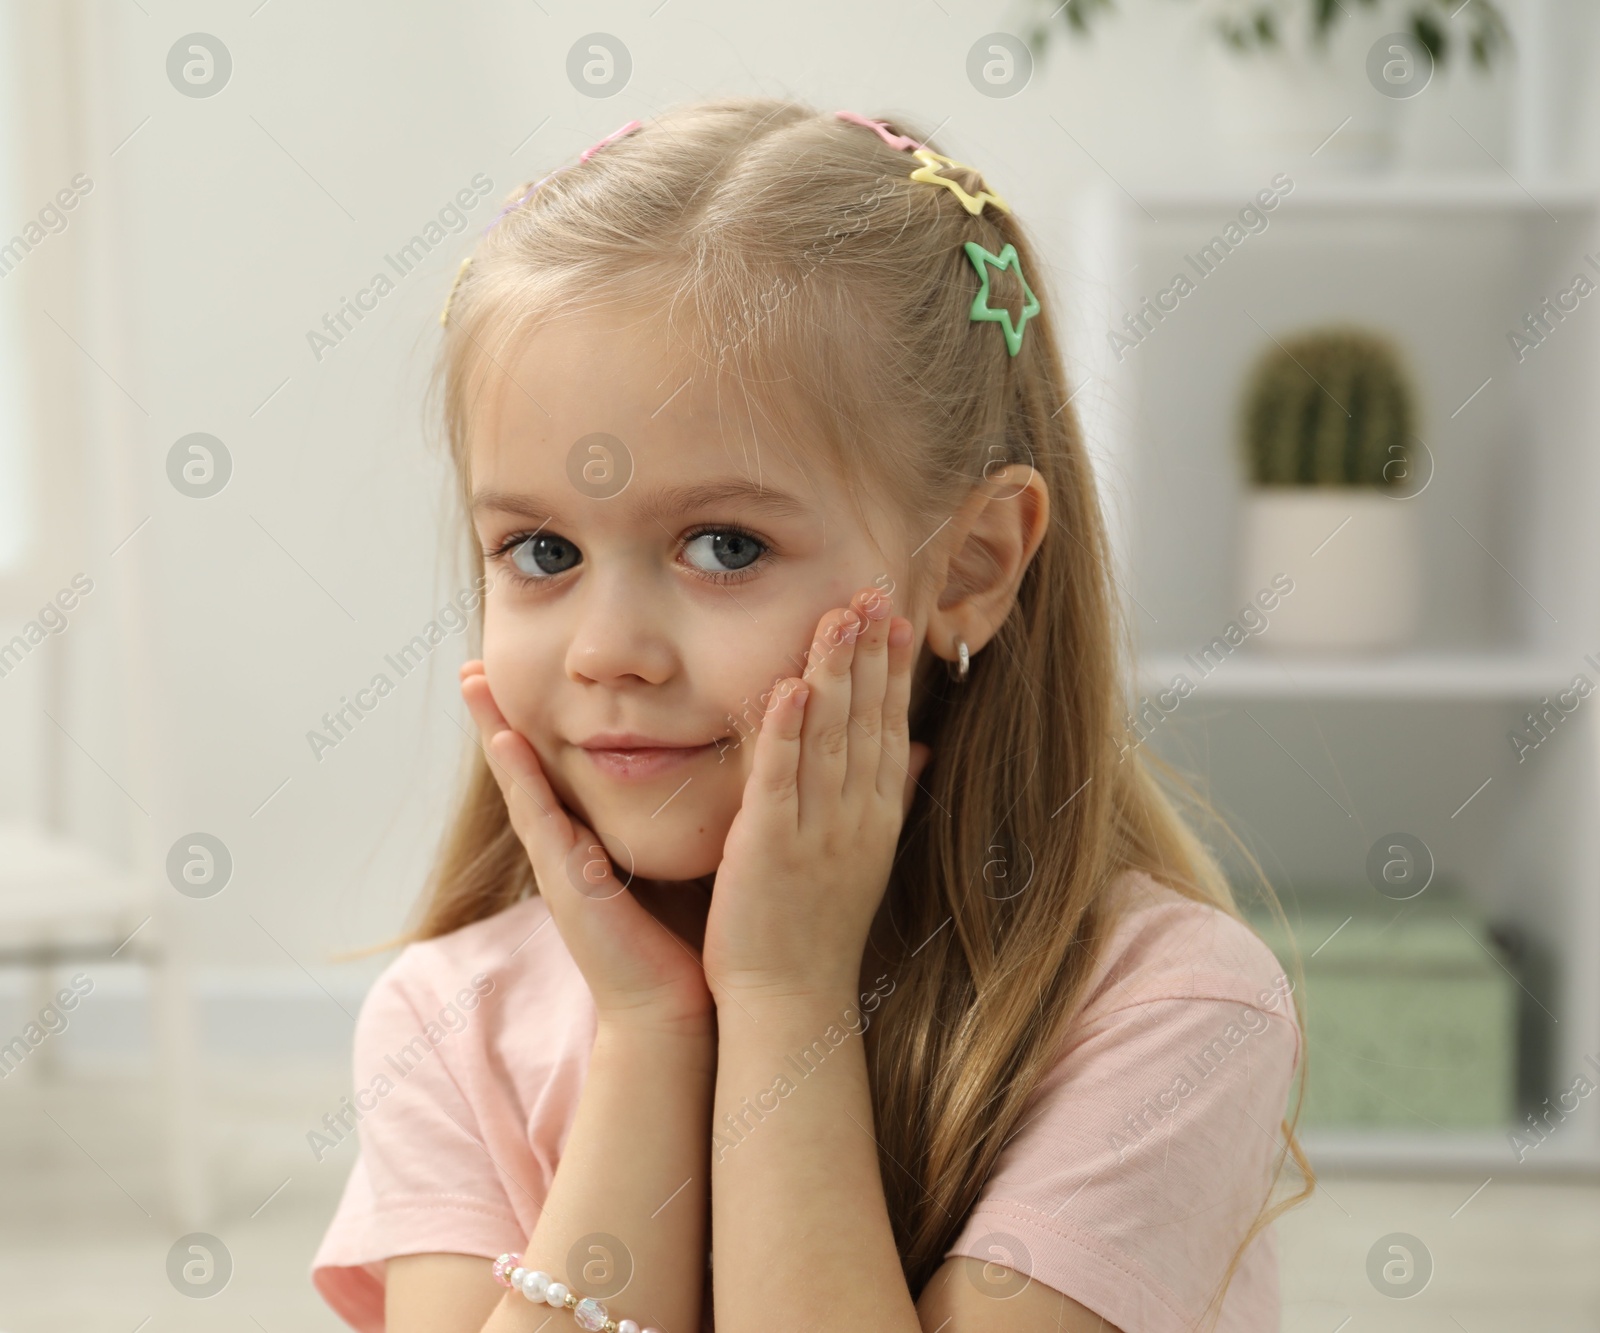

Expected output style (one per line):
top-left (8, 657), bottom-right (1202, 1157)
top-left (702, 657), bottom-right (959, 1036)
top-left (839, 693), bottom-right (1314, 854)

top-left (1411, 10), bottom-right (1446, 63)
top-left (1023, 0), bottom-right (1509, 72)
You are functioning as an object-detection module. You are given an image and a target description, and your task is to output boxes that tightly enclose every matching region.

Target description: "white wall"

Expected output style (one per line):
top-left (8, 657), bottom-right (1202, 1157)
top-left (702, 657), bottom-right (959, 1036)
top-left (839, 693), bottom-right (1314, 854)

top-left (0, 0), bottom-right (1575, 1032)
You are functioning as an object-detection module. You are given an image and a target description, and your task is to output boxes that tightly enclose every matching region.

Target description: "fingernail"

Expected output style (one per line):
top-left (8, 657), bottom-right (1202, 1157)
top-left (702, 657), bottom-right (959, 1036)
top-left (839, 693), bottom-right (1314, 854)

top-left (789, 683), bottom-right (809, 706)
top-left (863, 593), bottom-right (890, 621)
top-left (889, 618), bottom-right (912, 647)
top-left (841, 617), bottom-right (860, 642)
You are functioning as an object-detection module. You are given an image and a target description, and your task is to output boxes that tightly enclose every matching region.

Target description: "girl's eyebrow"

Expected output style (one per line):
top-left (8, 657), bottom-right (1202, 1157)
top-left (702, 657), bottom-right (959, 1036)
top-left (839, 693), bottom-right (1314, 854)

top-left (471, 479), bottom-right (812, 525)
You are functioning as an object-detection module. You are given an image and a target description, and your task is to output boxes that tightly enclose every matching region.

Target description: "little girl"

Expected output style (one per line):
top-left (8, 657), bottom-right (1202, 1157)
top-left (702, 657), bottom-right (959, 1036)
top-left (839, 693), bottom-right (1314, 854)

top-left (311, 97), bottom-right (1311, 1333)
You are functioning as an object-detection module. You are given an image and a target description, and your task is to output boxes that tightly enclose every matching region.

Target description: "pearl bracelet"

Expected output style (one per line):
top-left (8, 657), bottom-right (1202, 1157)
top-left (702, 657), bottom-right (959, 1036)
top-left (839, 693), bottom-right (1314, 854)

top-left (492, 1253), bottom-right (662, 1333)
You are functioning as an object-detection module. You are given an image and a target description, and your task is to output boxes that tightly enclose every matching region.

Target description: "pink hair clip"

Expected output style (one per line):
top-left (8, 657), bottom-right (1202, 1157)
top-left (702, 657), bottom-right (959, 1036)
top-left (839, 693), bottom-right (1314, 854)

top-left (580, 119), bottom-right (642, 161)
top-left (478, 120), bottom-right (642, 238)
top-left (834, 110), bottom-right (925, 154)
top-left (450, 118), bottom-right (646, 323)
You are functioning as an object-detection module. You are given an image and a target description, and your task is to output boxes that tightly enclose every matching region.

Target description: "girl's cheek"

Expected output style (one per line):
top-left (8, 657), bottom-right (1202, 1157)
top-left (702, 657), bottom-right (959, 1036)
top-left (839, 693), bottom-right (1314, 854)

top-left (479, 611), bottom-right (552, 735)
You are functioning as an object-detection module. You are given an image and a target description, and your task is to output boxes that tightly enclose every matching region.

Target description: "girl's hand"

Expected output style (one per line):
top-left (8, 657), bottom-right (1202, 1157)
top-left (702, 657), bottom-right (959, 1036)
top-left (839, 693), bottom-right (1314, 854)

top-left (459, 662), bottom-right (715, 1035)
top-left (700, 586), bottom-right (931, 1008)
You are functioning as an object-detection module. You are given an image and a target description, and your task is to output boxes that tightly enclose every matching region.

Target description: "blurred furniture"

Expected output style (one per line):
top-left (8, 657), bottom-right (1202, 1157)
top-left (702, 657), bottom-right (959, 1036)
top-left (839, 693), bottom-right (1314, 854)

top-left (0, 820), bottom-right (207, 1227)
top-left (1249, 885), bottom-right (1519, 1128)
top-left (1068, 171), bottom-right (1600, 1173)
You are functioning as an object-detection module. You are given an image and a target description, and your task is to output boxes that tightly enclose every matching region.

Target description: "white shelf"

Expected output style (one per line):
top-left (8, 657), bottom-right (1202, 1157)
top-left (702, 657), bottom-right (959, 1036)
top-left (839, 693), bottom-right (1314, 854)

top-left (1135, 651), bottom-right (1584, 700)
top-left (1070, 160), bottom-right (1600, 1174)
top-left (1130, 175), bottom-right (1600, 214)
top-left (1302, 1127), bottom-right (1600, 1178)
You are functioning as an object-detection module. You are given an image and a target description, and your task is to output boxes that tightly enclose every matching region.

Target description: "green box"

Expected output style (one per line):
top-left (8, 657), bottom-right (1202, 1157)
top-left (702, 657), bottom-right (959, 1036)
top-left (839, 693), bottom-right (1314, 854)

top-left (1247, 886), bottom-right (1518, 1129)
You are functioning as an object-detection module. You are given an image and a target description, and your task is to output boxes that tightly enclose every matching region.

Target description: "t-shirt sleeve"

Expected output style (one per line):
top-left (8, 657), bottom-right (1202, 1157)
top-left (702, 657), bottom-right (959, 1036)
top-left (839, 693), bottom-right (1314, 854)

top-left (943, 972), bottom-right (1301, 1333)
top-left (310, 951), bottom-right (526, 1332)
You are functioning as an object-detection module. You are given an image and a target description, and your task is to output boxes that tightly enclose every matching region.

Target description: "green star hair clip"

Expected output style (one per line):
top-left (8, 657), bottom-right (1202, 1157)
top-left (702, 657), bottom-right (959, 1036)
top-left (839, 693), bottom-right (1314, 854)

top-left (963, 241), bottom-right (1040, 357)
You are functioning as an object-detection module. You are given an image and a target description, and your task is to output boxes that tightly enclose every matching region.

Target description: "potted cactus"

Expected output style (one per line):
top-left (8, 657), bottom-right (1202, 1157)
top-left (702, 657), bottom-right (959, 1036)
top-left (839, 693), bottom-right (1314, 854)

top-left (1237, 326), bottom-right (1422, 651)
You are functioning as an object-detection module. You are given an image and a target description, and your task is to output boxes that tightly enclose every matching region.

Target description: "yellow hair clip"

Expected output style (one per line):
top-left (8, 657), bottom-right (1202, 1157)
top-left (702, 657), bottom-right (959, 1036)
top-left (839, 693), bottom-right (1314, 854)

top-left (908, 149), bottom-right (1010, 216)
top-left (439, 256), bottom-right (472, 327)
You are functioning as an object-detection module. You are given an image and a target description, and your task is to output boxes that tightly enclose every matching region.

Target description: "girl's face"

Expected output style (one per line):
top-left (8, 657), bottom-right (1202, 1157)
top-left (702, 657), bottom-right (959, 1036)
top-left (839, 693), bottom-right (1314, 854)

top-left (468, 305), bottom-right (926, 883)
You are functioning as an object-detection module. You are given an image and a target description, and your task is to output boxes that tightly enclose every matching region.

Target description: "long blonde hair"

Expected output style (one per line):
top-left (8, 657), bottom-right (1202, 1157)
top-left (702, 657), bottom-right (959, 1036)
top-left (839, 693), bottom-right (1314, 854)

top-left (399, 96), bottom-right (1312, 1327)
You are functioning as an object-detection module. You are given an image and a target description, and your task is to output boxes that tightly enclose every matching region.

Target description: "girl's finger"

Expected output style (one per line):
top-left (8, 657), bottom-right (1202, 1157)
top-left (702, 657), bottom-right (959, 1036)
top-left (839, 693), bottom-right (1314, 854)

top-left (459, 672), bottom-right (635, 902)
top-left (485, 725), bottom-right (561, 826)
top-left (844, 588), bottom-right (892, 802)
top-left (747, 675), bottom-right (808, 824)
top-left (460, 663), bottom-right (510, 739)
top-left (461, 673), bottom-right (567, 852)
top-left (876, 615), bottom-right (916, 802)
top-left (483, 725), bottom-right (638, 908)
top-left (554, 810), bottom-right (636, 906)
top-left (798, 605), bottom-right (860, 811)
top-left (459, 671), bottom-right (517, 810)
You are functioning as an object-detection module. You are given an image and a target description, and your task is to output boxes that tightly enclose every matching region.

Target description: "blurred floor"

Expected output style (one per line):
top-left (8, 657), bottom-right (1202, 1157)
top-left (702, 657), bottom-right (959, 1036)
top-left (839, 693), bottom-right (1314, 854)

top-left (0, 1059), bottom-right (353, 1332)
top-left (1, 1061), bottom-right (1598, 1331)
top-left (1277, 1167), bottom-right (1600, 1332)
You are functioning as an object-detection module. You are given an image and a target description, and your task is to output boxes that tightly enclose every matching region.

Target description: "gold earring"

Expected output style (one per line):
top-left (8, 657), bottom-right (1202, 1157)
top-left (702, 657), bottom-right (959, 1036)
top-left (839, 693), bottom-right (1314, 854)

top-left (947, 637), bottom-right (970, 683)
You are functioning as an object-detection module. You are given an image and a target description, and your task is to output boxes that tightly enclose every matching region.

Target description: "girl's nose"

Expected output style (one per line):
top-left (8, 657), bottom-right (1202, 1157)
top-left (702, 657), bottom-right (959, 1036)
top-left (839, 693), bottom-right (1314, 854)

top-left (562, 573), bottom-right (676, 687)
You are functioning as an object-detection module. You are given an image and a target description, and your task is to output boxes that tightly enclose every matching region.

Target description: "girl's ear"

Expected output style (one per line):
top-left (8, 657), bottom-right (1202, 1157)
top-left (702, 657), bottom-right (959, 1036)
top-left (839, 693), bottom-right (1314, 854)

top-left (923, 464), bottom-right (1049, 666)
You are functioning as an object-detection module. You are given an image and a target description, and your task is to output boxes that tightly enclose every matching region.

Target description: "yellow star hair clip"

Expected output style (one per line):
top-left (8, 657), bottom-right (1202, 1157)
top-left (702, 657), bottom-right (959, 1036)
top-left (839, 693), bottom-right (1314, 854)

top-left (909, 149), bottom-right (1010, 216)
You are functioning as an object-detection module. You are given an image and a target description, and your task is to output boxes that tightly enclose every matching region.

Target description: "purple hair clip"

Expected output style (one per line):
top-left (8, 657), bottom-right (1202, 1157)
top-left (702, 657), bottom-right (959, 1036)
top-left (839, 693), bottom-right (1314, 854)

top-left (484, 173), bottom-right (555, 234)
top-left (835, 109), bottom-right (925, 153)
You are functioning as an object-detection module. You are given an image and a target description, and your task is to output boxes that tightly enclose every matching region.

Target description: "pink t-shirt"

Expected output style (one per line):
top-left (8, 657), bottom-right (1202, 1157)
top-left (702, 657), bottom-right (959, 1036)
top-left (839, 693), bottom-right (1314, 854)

top-left (311, 869), bottom-right (1300, 1333)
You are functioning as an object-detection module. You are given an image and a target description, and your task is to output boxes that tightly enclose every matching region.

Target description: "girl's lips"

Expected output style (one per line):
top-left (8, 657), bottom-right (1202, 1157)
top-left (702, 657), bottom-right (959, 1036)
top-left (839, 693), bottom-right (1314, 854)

top-left (580, 743), bottom-right (718, 781)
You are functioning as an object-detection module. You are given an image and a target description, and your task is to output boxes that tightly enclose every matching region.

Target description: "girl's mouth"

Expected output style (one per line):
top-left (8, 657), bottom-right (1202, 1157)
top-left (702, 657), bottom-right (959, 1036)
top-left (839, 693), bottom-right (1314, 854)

top-left (576, 734), bottom-right (724, 781)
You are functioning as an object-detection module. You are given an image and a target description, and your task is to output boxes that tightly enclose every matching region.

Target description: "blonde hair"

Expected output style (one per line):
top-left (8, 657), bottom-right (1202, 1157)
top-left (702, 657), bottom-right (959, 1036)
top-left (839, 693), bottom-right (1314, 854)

top-left (395, 96), bottom-right (1311, 1327)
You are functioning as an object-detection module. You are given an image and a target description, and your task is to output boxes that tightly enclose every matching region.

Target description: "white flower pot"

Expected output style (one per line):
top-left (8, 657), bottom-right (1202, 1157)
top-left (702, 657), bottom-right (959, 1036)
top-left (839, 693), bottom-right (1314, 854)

top-left (1239, 488), bottom-right (1420, 652)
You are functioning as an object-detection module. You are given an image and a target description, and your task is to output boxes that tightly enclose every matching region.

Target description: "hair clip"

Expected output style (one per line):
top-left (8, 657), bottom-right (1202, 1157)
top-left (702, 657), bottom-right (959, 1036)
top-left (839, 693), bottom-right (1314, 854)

top-left (484, 174), bottom-right (556, 235)
top-left (910, 150), bottom-right (1009, 217)
top-left (580, 118), bottom-right (642, 161)
top-left (834, 110), bottom-right (925, 153)
top-left (446, 120), bottom-right (645, 325)
top-left (481, 120), bottom-right (642, 238)
top-left (439, 256), bottom-right (472, 327)
top-left (964, 241), bottom-right (1039, 357)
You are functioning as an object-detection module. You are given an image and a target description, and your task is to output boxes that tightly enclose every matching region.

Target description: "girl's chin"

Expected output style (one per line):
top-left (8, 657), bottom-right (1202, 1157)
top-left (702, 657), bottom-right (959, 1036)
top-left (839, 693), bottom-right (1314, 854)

top-left (582, 822), bottom-right (725, 886)
top-left (550, 775), bottom-right (733, 882)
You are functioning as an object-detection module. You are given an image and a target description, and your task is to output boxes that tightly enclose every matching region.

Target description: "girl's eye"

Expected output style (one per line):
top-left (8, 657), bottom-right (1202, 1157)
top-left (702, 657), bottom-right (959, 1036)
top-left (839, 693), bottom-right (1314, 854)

top-left (509, 534), bottom-right (581, 579)
top-left (682, 528), bottom-right (767, 577)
